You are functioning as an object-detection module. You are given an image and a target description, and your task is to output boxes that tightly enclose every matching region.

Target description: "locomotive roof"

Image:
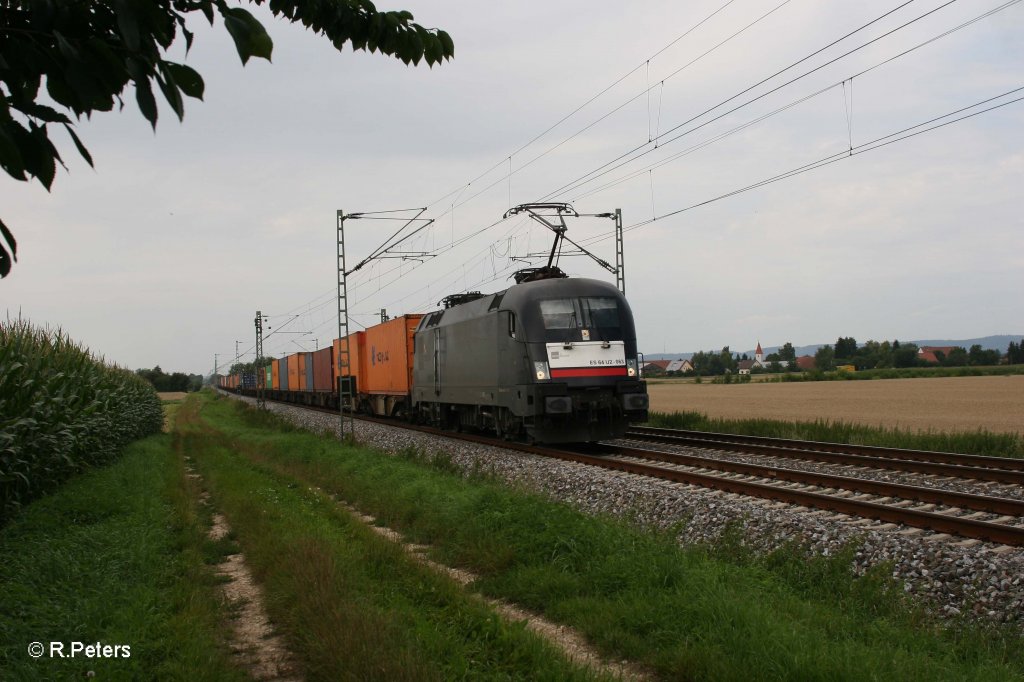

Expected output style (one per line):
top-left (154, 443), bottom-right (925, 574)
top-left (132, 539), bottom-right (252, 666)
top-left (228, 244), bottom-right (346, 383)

top-left (418, 277), bottom-right (628, 331)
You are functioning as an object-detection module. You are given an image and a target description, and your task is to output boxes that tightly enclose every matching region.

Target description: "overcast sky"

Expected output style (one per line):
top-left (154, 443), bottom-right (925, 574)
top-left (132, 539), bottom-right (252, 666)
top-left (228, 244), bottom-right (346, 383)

top-left (3, 0), bottom-right (1022, 374)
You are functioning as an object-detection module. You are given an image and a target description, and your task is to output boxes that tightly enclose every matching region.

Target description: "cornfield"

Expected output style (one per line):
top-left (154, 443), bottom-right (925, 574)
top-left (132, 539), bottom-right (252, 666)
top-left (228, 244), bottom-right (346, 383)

top-left (0, 317), bottom-right (163, 521)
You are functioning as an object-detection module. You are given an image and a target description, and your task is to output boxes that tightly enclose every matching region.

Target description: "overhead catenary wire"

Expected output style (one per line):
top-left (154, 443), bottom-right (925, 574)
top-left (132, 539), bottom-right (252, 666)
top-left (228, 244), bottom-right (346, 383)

top-left (372, 0), bottom-right (1006, 300)
top-left (576, 86), bottom-right (1024, 245)
top-left (534, 0), bottom-right (960, 203)
top-left (245, 1), bottom-right (935, 338)
top-left (427, 0), bottom-right (796, 228)
top-left (348, 0), bottom-right (952, 299)
top-left (544, 0), bottom-right (1019, 204)
top-left (420, 0), bottom-right (742, 212)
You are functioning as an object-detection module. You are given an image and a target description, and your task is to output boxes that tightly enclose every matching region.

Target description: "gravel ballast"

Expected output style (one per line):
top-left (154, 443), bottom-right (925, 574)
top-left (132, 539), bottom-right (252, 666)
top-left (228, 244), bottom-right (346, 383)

top-left (223, 392), bottom-right (1024, 627)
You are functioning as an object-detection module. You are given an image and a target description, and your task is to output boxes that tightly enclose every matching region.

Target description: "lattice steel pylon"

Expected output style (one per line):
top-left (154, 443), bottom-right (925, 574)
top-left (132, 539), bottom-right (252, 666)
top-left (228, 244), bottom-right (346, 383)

top-left (336, 210), bottom-right (355, 441)
top-left (254, 310), bottom-right (266, 410)
top-left (614, 208), bottom-right (625, 296)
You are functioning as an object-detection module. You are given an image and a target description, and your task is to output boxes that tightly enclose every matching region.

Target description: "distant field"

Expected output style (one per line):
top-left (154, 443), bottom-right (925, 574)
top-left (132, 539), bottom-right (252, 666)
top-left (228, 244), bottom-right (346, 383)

top-left (648, 375), bottom-right (1024, 434)
top-left (158, 392), bottom-right (189, 401)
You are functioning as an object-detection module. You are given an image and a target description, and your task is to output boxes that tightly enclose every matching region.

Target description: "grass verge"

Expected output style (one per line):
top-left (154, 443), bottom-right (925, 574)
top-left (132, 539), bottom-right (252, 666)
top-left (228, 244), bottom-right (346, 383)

top-left (174, 396), bottom-right (604, 681)
top-left (647, 410), bottom-right (1024, 459)
top-left (0, 433), bottom-right (245, 681)
top-left (194, 392), bottom-right (1024, 680)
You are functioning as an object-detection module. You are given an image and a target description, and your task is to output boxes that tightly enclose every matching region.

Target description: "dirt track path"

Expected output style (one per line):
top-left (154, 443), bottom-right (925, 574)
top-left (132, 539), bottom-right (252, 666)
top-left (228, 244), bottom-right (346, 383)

top-left (648, 375), bottom-right (1024, 434)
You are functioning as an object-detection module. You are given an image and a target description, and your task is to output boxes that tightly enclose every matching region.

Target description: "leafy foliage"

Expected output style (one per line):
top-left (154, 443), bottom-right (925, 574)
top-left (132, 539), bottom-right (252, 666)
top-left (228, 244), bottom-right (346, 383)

top-left (0, 317), bottom-right (164, 521)
top-left (0, 0), bottom-right (454, 277)
top-left (136, 365), bottom-right (203, 391)
top-left (1008, 339), bottom-right (1024, 365)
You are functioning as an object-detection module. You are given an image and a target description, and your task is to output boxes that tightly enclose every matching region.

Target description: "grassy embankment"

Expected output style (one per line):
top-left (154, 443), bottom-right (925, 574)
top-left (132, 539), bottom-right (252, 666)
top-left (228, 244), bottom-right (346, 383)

top-left (174, 397), bottom-right (603, 681)
top-left (172, 391), bottom-right (1024, 679)
top-left (647, 410), bottom-right (1024, 459)
top-left (0, 433), bottom-right (247, 680)
top-left (1, 396), bottom-right (603, 681)
top-left (4, 389), bottom-right (1022, 679)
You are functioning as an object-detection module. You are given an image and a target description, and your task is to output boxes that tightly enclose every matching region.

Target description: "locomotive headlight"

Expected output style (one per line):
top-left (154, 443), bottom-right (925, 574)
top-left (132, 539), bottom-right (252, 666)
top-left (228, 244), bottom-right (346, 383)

top-left (534, 361), bottom-right (550, 381)
top-left (627, 358), bottom-right (637, 377)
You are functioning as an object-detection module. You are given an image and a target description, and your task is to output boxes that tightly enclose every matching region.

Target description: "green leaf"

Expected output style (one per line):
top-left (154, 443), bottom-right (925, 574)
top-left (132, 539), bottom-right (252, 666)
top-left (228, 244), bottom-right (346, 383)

top-left (0, 123), bottom-right (27, 180)
top-left (438, 30), bottom-right (454, 58)
top-left (155, 69), bottom-right (184, 121)
top-left (0, 217), bottom-right (16, 278)
top-left (54, 32), bottom-right (79, 60)
top-left (62, 124), bottom-right (93, 167)
top-left (134, 78), bottom-right (158, 128)
top-left (166, 63), bottom-right (204, 100)
top-left (18, 103), bottom-right (71, 125)
top-left (222, 7), bottom-right (273, 65)
top-left (115, 2), bottom-right (141, 52)
top-left (20, 123), bottom-right (58, 189)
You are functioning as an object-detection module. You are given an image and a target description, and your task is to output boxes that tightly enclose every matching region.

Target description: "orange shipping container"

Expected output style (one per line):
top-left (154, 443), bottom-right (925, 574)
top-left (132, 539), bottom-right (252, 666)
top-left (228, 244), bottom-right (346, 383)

top-left (297, 352), bottom-right (307, 391)
top-left (362, 314), bottom-right (423, 394)
top-left (334, 331), bottom-right (366, 393)
top-left (271, 358), bottom-right (280, 390)
top-left (287, 353), bottom-right (301, 390)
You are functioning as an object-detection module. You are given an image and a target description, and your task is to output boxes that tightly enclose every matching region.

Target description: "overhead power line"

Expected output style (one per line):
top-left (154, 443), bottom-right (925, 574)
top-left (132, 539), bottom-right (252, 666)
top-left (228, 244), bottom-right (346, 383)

top-left (534, 0), bottom-right (965, 203)
top-left (576, 86), bottom-right (1024, 244)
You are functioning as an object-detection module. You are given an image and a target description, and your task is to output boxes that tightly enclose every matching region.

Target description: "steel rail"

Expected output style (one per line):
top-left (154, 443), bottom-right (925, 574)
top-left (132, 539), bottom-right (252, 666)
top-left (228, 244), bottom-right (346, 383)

top-left (626, 427), bottom-right (1024, 485)
top-left (600, 443), bottom-right (1024, 516)
top-left (344, 417), bottom-right (1024, 546)
top-left (630, 426), bottom-right (1024, 471)
top-left (540, 447), bottom-right (1024, 546)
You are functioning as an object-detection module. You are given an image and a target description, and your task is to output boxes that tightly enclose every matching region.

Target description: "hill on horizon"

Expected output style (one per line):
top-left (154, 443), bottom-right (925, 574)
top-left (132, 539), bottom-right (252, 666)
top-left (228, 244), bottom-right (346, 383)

top-left (643, 334), bottom-right (1023, 361)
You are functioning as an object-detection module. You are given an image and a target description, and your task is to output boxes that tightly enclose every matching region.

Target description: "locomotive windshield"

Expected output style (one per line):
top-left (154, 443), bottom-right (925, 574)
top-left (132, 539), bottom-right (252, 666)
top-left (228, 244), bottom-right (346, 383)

top-left (539, 296), bottom-right (623, 340)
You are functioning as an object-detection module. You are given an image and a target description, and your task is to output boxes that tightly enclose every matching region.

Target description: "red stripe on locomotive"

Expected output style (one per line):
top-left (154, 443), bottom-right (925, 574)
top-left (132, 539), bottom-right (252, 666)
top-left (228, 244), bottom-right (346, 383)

top-left (550, 367), bottom-right (628, 378)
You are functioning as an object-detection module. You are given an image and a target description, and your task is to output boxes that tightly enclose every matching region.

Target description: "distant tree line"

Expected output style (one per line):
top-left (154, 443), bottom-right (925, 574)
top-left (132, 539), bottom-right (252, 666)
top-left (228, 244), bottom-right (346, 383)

top-left (669, 342), bottom-right (798, 377)
top-left (226, 357), bottom-right (271, 376)
top-left (812, 337), bottom-right (1018, 371)
top-left (135, 366), bottom-right (203, 392)
top-left (661, 337), bottom-right (1021, 378)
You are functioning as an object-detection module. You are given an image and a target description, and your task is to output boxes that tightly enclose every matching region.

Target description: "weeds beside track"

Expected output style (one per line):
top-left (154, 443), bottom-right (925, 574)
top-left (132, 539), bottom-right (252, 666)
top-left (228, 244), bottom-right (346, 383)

top-left (194, 392), bottom-right (1024, 680)
top-left (648, 410), bottom-right (1024, 459)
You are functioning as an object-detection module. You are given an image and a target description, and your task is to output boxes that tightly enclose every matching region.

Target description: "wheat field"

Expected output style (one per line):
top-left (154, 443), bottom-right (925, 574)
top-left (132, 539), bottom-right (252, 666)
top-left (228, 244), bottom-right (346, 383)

top-left (648, 375), bottom-right (1024, 434)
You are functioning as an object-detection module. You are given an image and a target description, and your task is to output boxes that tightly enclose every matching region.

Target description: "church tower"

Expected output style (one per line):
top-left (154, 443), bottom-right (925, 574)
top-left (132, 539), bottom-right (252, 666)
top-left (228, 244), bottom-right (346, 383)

top-left (755, 341), bottom-right (764, 364)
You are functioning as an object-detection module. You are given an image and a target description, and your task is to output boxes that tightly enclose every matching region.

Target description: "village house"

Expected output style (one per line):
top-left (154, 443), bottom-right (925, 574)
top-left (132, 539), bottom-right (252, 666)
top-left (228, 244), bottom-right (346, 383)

top-left (641, 359), bottom-right (670, 376)
top-left (917, 346), bottom-right (958, 364)
top-left (795, 355), bottom-right (816, 371)
top-left (737, 342), bottom-right (766, 375)
top-left (665, 358), bottom-right (694, 373)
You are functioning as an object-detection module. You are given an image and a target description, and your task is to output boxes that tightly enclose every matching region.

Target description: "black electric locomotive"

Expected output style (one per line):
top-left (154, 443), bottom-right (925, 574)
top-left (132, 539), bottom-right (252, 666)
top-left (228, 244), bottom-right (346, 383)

top-left (411, 271), bottom-right (649, 443)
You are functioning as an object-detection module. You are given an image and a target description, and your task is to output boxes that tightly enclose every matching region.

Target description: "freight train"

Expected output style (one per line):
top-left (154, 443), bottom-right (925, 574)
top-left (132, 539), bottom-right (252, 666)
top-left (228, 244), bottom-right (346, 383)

top-left (220, 271), bottom-right (648, 443)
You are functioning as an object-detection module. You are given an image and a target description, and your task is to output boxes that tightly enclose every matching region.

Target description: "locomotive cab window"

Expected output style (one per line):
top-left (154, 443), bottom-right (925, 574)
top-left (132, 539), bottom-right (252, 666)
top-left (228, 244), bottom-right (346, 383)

top-left (508, 312), bottom-right (517, 338)
top-left (539, 299), bottom-right (576, 330)
top-left (539, 297), bottom-right (622, 341)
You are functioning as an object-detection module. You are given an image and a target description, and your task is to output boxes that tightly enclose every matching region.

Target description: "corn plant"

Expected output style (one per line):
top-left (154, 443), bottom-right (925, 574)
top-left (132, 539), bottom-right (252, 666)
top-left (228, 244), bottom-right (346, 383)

top-left (0, 317), bottom-right (163, 521)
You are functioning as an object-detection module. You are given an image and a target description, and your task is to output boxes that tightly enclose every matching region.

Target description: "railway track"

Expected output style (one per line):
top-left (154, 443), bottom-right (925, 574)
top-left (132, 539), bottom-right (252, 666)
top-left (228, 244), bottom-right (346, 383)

top-left (571, 442), bottom-right (1024, 547)
top-left (227, 392), bottom-right (1024, 547)
top-left (363, 417), bottom-right (1024, 546)
top-left (626, 426), bottom-right (1024, 484)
